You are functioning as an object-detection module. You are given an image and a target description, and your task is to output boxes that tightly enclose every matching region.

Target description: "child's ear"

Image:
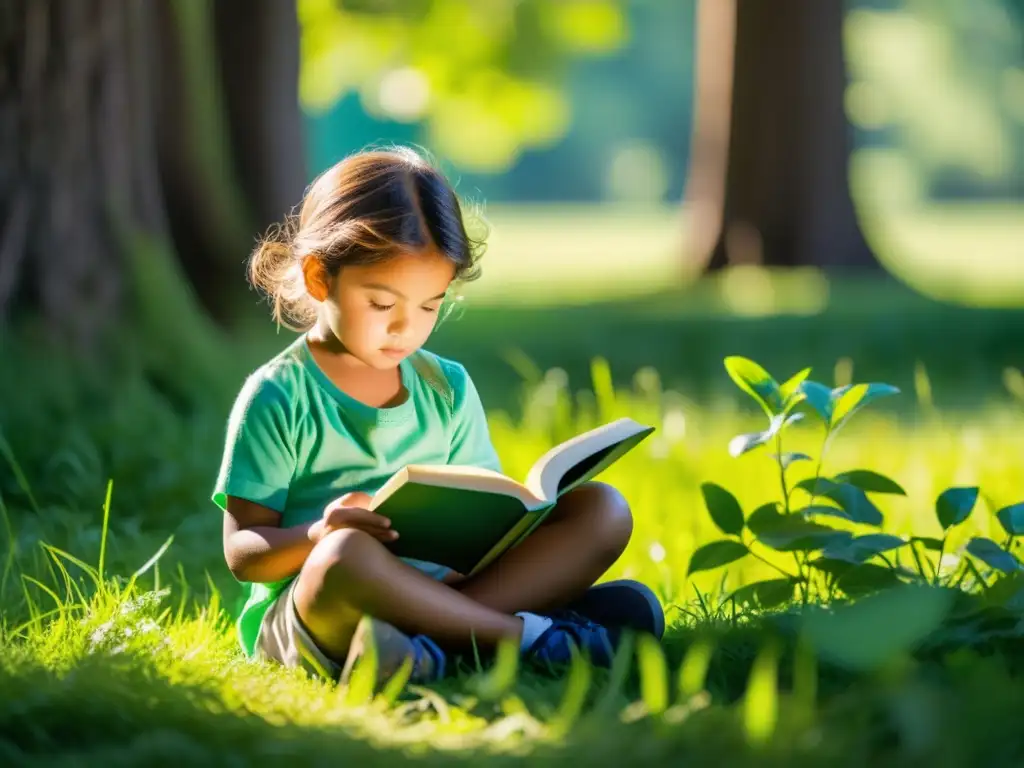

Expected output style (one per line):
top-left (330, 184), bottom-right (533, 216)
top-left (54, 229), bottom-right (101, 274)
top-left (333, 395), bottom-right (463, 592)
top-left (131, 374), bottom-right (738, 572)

top-left (301, 256), bottom-right (331, 302)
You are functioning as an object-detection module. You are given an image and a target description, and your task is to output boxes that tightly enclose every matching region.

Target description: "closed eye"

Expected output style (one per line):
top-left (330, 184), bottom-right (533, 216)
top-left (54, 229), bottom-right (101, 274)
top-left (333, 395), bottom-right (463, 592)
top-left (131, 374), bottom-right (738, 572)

top-left (369, 300), bottom-right (394, 312)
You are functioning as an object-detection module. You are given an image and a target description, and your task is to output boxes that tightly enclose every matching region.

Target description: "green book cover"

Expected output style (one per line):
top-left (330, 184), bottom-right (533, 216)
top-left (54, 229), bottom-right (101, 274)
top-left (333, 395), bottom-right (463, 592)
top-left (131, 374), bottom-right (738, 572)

top-left (368, 417), bottom-right (655, 576)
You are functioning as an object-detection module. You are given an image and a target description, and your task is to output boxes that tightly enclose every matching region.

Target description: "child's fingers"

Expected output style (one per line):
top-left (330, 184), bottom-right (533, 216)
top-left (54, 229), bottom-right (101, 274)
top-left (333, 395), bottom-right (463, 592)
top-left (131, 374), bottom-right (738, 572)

top-left (324, 506), bottom-right (397, 540)
top-left (331, 491), bottom-right (373, 509)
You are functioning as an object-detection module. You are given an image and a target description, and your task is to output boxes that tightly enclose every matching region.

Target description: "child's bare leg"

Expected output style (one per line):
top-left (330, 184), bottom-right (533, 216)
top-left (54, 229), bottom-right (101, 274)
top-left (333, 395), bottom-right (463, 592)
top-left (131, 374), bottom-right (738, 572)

top-left (291, 528), bottom-right (523, 660)
top-left (454, 481), bottom-right (633, 615)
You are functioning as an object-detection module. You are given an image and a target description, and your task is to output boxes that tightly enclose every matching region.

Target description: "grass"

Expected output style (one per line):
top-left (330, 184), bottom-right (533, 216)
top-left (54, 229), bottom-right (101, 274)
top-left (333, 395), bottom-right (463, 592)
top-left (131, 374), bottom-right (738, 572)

top-left (3, 277), bottom-right (1024, 765)
top-left (460, 202), bottom-right (1024, 308)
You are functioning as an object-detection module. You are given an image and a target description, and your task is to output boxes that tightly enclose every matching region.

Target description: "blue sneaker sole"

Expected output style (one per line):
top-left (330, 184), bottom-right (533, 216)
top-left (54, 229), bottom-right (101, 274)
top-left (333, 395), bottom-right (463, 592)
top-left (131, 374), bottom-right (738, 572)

top-left (562, 579), bottom-right (666, 640)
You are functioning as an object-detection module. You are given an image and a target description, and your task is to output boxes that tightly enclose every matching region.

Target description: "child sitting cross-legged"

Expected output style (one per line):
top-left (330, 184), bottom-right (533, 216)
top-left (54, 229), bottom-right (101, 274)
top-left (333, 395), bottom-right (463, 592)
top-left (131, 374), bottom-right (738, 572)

top-left (214, 146), bottom-right (665, 686)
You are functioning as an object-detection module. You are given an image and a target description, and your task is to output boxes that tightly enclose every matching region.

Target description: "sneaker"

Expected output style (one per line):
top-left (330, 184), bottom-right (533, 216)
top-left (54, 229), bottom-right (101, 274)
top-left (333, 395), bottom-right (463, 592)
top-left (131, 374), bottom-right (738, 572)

top-left (408, 633), bottom-right (446, 681)
top-left (524, 616), bottom-right (620, 668)
top-left (341, 617), bottom-right (446, 688)
top-left (550, 579), bottom-right (666, 640)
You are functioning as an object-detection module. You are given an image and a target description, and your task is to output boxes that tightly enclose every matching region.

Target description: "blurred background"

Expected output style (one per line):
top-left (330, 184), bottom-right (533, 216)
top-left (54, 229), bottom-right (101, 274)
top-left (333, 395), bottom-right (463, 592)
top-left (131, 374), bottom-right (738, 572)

top-left (1, 0), bottom-right (1023, 548)
top-left (3, 0), bottom-right (1022, 422)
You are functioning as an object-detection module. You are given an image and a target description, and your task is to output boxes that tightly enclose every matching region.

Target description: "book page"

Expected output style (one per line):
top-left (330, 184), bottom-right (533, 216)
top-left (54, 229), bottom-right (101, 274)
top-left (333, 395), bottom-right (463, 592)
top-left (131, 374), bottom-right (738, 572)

top-left (523, 418), bottom-right (654, 500)
top-left (371, 464), bottom-right (547, 511)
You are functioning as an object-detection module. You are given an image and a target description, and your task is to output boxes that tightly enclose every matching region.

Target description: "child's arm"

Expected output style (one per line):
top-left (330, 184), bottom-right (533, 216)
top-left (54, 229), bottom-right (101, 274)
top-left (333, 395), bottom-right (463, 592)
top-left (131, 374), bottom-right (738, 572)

top-left (223, 492), bottom-right (397, 583)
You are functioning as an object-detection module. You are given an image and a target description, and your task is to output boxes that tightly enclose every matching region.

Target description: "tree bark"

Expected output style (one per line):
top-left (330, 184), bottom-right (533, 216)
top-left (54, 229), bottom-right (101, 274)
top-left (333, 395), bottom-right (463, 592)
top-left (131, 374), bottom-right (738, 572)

top-left (213, 0), bottom-right (307, 234)
top-left (0, 0), bottom-right (156, 343)
top-left (0, 0), bottom-right (305, 378)
top-left (685, 0), bottom-right (879, 271)
top-left (0, 0), bottom-right (246, 402)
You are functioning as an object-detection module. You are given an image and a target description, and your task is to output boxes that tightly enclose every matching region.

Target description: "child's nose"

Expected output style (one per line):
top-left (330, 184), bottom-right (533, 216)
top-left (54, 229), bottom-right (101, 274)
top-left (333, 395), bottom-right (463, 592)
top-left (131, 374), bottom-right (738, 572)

top-left (387, 310), bottom-right (410, 335)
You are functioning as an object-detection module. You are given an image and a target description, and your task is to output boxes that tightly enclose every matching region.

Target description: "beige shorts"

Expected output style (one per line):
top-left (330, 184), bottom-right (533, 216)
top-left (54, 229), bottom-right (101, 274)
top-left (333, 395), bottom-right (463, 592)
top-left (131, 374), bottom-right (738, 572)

top-left (255, 579), bottom-right (342, 681)
top-left (255, 557), bottom-right (452, 683)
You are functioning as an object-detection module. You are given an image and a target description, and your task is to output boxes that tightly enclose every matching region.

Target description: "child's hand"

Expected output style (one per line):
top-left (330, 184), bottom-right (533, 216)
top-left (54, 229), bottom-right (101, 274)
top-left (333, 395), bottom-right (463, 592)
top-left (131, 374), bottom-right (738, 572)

top-left (308, 491), bottom-right (399, 544)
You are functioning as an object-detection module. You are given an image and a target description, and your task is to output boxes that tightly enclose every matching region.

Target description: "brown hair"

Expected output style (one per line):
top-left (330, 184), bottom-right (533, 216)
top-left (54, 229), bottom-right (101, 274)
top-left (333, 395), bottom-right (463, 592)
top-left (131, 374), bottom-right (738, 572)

top-left (249, 146), bottom-right (485, 331)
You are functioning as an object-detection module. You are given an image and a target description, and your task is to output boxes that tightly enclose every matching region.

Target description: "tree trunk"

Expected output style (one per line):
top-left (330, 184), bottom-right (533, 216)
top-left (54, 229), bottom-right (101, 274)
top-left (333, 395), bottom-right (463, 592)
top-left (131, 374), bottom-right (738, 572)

top-left (213, 0), bottom-right (307, 234)
top-left (0, 0), bottom-right (161, 343)
top-left (685, 0), bottom-right (879, 271)
top-left (0, 0), bottom-right (305, 389)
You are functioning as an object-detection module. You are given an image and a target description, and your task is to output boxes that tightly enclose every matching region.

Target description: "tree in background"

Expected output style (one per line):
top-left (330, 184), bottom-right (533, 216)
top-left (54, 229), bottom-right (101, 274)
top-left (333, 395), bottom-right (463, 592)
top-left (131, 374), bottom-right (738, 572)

top-left (0, 0), bottom-right (305, 396)
top-left (685, 0), bottom-right (879, 271)
top-left (0, 0), bottom-right (626, 400)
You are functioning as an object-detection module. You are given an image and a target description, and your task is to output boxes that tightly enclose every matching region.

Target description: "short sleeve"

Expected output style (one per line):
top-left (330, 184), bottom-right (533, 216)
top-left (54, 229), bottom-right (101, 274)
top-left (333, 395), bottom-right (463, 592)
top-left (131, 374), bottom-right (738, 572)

top-left (212, 374), bottom-right (296, 513)
top-left (447, 365), bottom-right (502, 473)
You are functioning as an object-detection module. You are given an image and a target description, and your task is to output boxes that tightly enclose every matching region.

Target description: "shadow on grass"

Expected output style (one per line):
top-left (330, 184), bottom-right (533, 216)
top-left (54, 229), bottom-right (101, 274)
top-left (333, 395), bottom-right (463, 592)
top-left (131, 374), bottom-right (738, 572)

top-left (425, 280), bottom-right (1024, 416)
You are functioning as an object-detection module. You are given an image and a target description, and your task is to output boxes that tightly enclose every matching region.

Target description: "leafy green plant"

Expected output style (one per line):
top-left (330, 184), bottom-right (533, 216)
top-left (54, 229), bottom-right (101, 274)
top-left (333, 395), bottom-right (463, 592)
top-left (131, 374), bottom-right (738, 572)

top-left (688, 357), bottom-right (1024, 611)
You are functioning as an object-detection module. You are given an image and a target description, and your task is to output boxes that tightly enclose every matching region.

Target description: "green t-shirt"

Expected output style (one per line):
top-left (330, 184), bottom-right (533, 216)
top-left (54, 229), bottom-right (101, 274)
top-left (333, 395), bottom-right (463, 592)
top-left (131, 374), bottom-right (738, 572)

top-left (212, 334), bottom-right (501, 657)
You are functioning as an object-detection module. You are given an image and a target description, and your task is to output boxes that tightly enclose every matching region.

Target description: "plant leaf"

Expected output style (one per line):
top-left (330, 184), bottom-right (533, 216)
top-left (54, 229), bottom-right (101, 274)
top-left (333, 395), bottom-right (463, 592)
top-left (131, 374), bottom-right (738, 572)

top-left (832, 470), bottom-right (907, 496)
top-left (835, 563), bottom-right (905, 596)
top-left (724, 356), bottom-right (782, 416)
top-left (748, 509), bottom-right (851, 552)
top-left (701, 482), bottom-right (745, 536)
top-left (772, 452), bottom-right (812, 470)
top-left (996, 503), bottom-right (1024, 537)
top-left (798, 380), bottom-right (833, 423)
top-left (796, 479), bottom-right (884, 526)
top-left (830, 383), bottom-right (900, 430)
top-left (936, 487), bottom-right (979, 530)
top-left (965, 537), bottom-right (1022, 575)
top-left (912, 536), bottom-right (944, 552)
top-left (727, 578), bottom-right (797, 610)
top-left (801, 504), bottom-right (856, 524)
top-left (687, 540), bottom-right (750, 575)
top-left (847, 534), bottom-right (909, 561)
top-left (729, 412), bottom-right (804, 458)
top-left (983, 572), bottom-right (1024, 611)
top-left (779, 368), bottom-right (812, 410)
top-left (802, 584), bottom-right (954, 672)
top-left (820, 534), bottom-right (908, 564)
top-left (728, 414), bottom-right (782, 458)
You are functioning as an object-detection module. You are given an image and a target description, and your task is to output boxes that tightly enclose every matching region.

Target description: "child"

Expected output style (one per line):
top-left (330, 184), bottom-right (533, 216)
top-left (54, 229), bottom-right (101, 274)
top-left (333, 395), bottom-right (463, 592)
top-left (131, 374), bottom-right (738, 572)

top-left (214, 146), bottom-right (664, 686)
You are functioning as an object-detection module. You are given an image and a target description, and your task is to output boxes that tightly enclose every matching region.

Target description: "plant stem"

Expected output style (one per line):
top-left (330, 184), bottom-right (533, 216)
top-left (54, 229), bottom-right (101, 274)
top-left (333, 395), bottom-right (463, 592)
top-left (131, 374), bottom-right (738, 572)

top-left (934, 536), bottom-right (947, 586)
top-left (909, 541), bottom-right (929, 582)
top-left (744, 536), bottom-right (799, 581)
top-left (806, 427), bottom-right (832, 506)
top-left (953, 561), bottom-right (971, 590)
top-left (964, 558), bottom-right (990, 594)
top-left (775, 430), bottom-right (791, 515)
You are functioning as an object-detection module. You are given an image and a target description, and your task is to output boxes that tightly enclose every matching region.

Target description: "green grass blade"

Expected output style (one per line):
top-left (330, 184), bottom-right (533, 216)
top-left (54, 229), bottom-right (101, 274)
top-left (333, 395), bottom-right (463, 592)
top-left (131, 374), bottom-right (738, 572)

top-left (744, 639), bottom-right (779, 747)
top-left (0, 433), bottom-right (39, 514)
top-left (636, 633), bottom-right (669, 715)
top-left (0, 489), bottom-right (17, 602)
top-left (41, 543), bottom-right (99, 595)
top-left (99, 479), bottom-right (113, 582)
top-left (593, 630), bottom-right (636, 717)
top-left (678, 635), bottom-right (715, 699)
top-left (548, 642), bottom-right (592, 737)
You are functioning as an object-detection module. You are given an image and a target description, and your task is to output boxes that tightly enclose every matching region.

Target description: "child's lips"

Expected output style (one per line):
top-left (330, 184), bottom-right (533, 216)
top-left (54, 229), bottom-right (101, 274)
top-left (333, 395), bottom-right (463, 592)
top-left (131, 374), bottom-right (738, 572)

top-left (381, 347), bottom-right (409, 359)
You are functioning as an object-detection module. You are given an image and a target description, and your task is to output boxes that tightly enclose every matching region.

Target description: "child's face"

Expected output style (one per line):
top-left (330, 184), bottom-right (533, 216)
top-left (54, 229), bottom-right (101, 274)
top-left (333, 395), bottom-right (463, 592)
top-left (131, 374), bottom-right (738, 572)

top-left (316, 249), bottom-right (456, 369)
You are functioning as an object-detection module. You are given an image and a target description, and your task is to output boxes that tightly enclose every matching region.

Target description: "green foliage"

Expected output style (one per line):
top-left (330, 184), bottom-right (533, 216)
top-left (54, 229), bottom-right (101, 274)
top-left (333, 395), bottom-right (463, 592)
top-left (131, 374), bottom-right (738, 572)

top-left (700, 483), bottom-right (744, 536)
top-left (298, 0), bottom-right (628, 171)
top-left (802, 584), bottom-right (954, 672)
top-left (4, 342), bottom-right (1024, 763)
top-left (707, 355), bottom-right (1024, 616)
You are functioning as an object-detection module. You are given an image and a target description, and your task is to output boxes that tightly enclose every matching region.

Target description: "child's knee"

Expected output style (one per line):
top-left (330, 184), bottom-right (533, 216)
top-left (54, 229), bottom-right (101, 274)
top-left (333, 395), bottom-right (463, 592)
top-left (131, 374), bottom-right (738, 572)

top-left (307, 527), bottom-right (381, 589)
top-left (576, 482), bottom-right (633, 553)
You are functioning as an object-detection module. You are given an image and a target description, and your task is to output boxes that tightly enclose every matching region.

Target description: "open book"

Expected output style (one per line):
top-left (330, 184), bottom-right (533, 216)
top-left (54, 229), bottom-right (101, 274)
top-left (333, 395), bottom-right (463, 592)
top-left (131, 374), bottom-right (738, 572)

top-left (369, 417), bottom-right (655, 576)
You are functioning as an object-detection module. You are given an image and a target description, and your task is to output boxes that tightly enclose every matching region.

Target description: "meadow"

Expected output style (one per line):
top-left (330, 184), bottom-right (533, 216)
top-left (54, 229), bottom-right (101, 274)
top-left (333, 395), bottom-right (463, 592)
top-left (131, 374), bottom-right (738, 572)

top-left (3, 253), bottom-right (1024, 765)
